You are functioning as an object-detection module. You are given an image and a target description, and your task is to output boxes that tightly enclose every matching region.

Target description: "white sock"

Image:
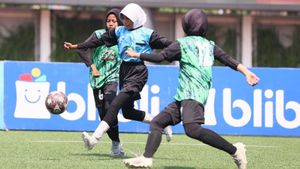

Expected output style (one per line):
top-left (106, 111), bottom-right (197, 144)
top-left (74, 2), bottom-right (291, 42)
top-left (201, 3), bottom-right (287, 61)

top-left (143, 113), bottom-right (153, 123)
top-left (92, 121), bottom-right (110, 140)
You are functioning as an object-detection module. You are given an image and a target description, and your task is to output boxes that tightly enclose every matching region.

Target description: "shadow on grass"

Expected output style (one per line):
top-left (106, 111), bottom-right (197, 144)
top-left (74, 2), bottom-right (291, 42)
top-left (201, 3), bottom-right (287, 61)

top-left (164, 167), bottom-right (223, 169)
top-left (164, 167), bottom-right (196, 169)
top-left (70, 152), bottom-right (130, 159)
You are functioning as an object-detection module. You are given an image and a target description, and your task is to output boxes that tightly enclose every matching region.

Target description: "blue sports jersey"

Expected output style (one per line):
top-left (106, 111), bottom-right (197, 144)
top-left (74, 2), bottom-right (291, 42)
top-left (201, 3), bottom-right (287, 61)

top-left (115, 26), bottom-right (153, 62)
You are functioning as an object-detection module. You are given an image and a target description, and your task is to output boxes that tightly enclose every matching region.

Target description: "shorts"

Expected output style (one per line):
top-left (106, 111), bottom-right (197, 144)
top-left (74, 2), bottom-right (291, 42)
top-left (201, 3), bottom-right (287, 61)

top-left (163, 99), bottom-right (205, 125)
top-left (93, 81), bottom-right (118, 106)
top-left (119, 61), bottom-right (147, 100)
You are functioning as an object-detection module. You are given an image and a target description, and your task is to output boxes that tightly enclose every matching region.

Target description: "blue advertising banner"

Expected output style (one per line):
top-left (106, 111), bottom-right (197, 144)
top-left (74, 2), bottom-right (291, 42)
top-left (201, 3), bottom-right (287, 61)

top-left (204, 67), bottom-right (300, 136)
top-left (2, 61), bottom-right (300, 136)
top-left (0, 61), bottom-right (4, 129)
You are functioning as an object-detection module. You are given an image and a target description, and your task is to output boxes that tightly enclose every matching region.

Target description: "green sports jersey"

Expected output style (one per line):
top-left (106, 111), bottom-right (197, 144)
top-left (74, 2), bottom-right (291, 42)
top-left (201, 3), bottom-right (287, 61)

top-left (175, 36), bottom-right (215, 105)
top-left (90, 29), bottom-right (121, 89)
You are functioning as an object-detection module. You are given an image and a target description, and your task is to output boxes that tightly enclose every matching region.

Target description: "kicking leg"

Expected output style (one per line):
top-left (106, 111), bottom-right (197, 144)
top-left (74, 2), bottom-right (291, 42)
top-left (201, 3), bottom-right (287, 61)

top-left (123, 112), bottom-right (173, 168)
top-left (184, 123), bottom-right (247, 169)
top-left (122, 101), bottom-right (173, 142)
top-left (82, 92), bottom-right (130, 151)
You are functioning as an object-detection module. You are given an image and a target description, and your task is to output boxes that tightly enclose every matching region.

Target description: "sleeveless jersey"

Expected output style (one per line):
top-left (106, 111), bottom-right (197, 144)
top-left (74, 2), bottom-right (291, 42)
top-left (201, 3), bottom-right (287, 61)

top-left (90, 29), bottom-right (120, 89)
top-left (115, 26), bottom-right (153, 62)
top-left (175, 36), bottom-right (215, 105)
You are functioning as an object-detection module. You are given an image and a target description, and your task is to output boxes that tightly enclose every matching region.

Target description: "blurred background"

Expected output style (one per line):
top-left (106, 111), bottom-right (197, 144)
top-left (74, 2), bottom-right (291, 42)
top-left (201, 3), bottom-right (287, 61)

top-left (0, 0), bottom-right (299, 67)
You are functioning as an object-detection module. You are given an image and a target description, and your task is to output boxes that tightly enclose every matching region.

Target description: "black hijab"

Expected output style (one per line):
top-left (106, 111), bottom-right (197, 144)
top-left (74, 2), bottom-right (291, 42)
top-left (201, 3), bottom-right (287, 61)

top-left (181, 9), bottom-right (208, 37)
top-left (105, 8), bottom-right (123, 30)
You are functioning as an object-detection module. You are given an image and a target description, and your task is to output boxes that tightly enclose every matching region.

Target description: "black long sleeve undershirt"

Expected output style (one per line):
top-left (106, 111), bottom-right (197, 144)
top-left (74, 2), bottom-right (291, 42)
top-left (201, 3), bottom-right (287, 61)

top-left (77, 29), bottom-right (116, 50)
top-left (76, 27), bottom-right (172, 66)
top-left (213, 45), bottom-right (240, 70)
top-left (76, 32), bottom-right (97, 67)
top-left (149, 30), bottom-right (173, 49)
top-left (77, 28), bottom-right (172, 50)
top-left (140, 41), bottom-right (240, 70)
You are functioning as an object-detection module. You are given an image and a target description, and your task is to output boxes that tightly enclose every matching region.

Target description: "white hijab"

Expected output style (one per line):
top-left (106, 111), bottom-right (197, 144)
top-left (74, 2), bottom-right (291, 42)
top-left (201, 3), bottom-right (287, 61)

top-left (120, 3), bottom-right (147, 29)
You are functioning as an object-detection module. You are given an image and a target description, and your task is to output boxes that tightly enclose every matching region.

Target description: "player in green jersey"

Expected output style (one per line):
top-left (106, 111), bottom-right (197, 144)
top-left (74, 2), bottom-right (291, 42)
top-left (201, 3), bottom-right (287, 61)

top-left (123, 9), bottom-right (259, 169)
top-left (64, 8), bottom-right (124, 157)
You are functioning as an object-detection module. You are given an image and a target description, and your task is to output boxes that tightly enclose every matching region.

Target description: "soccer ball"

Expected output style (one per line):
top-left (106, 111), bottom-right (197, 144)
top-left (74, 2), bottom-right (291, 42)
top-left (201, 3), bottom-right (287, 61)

top-left (45, 91), bottom-right (68, 115)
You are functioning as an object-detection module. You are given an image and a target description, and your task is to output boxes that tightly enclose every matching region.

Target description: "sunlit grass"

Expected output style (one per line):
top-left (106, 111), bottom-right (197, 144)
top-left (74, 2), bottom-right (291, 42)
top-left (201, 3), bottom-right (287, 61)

top-left (0, 131), bottom-right (299, 169)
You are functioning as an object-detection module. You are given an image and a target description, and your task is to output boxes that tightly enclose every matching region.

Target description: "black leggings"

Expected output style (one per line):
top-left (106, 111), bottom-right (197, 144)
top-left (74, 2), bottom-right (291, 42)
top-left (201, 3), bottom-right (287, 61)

top-left (144, 112), bottom-right (173, 158)
top-left (143, 112), bottom-right (236, 158)
top-left (183, 123), bottom-right (236, 155)
top-left (103, 92), bottom-right (146, 127)
top-left (93, 89), bottom-right (120, 142)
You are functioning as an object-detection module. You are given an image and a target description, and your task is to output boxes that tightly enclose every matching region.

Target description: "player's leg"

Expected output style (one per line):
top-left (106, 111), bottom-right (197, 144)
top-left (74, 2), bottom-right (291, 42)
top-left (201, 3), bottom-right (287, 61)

top-left (81, 88), bottom-right (103, 151)
top-left (183, 123), bottom-right (247, 169)
top-left (123, 113), bottom-right (173, 168)
top-left (103, 95), bottom-right (124, 156)
top-left (123, 102), bottom-right (180, 168)
top-left (103, 82), bottom-right (124, 157)
top-left (184, 123), bottom-right (237, 153)
top-left (121, 93), bottom-right (146, 121)
top-left (81, 91), bottom-right (130, 151)
top-left (143, 111), bottom-right (174, 158)
top-left (103, 92), bottom-right (120, 142)
top-left (121, 95), bottom-right (173, 142)
top-left (93, 92), bottom-right (131, 137)
top-left (92, 88), bottom-right (120, 142)
top-left (118, 61), bottom-right (153, 122)
top-left (181, 100), bottom-right (247, 169)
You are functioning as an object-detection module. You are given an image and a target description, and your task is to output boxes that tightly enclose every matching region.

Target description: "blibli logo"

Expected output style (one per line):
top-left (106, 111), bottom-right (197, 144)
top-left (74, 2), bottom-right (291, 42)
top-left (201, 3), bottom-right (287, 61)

top-left (204, 88), bottom-right (300, 129)
top-left (14, 68), bottom-right (51, 119)
top-left (54, 82), bottom-right (161, 122)
top-left (12, 66), bottom-right (160, 121)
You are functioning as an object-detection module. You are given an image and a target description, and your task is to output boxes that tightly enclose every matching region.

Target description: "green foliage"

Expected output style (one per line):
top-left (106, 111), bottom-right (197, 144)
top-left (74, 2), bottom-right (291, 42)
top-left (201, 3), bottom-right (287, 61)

top-left (0, 24), bottom-right (35, 61)
top-left (282, 28), bottom-right (300, 67)
top-left (207, 24), bottom-right (237, 66)
top-left (256, 27), bottom-right (300, 67)
top-left (51, 15), bottom-right (104, 62)
top-left (1, 131), bottom-right (299, 169)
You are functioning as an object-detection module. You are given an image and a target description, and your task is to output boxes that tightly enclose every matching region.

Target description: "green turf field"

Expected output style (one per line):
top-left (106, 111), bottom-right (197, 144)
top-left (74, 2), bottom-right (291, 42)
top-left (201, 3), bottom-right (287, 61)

top-left (0, 130), bottom-right (299, 169)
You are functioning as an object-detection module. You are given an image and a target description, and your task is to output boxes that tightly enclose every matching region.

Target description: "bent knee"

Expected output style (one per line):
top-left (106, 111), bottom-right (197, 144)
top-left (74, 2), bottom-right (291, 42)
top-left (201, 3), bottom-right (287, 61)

top-left (149, 118), bottom-right (164, 132)
top-left (122, 112), bottom-right (134, 120)
top-left (184, 123), bottom-right (200, 139)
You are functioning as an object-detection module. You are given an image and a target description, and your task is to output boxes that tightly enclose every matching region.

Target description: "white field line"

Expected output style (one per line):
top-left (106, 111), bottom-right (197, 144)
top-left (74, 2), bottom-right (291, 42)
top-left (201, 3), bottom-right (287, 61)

top-left (28, 140), bottom-right (277, 148)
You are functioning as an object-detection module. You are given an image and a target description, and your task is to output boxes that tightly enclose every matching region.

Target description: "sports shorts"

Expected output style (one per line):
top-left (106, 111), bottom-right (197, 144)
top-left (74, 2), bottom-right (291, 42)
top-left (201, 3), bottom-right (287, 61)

top-left (119, 61), bottom-right (147, 100)
top-left (163, 99), bottom-right (205, 125)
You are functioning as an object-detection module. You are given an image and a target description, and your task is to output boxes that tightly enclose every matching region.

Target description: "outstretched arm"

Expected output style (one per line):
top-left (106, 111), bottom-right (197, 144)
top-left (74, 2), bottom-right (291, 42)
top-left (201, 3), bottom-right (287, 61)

top-left (125, 41), bottom-right (181, 63)
top-left (64, 29), bottom-right (117, 50)
top-left (64, 32), bottom-right (100, 77)
top-left (64, 42), bottom-right (78, 49)
top-left (64, 43), bottom-right (100, 77)
top-left (125, 48), bottom-right (164, 63)
top-left (76, 33), bottom-right (95, 67)
top-left (64, 38), bottom-right (103, 50)
top-left (214, 45), bottom-right (259, 86)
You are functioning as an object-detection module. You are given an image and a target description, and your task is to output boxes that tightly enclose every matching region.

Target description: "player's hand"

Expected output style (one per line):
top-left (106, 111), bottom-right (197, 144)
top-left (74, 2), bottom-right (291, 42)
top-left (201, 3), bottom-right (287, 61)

top-left (245, 71), bottom-right (259, 86)
top-left (92, 70), bottom-right (100, 77)
top-left (90, 64), bottom-right (100, 77)
top-left (237, 64), bottom-right (260, 86)
top-left (125, 48), bottom-right (140, 58)
top-left (64, 42), bottom-right (75, 49)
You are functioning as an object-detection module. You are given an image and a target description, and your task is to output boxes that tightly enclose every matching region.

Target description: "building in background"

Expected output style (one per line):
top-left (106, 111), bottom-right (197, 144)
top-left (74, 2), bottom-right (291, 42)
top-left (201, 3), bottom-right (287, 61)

top-left (0, 0), bottom-right (300, 67)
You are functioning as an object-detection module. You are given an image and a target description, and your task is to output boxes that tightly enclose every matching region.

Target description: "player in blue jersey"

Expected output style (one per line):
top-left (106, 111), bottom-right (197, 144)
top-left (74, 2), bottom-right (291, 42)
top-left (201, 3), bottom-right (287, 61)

top-left (123, 9), bottom-right (259, 169)
top-left (64, 3), bottom-right (173, 151)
